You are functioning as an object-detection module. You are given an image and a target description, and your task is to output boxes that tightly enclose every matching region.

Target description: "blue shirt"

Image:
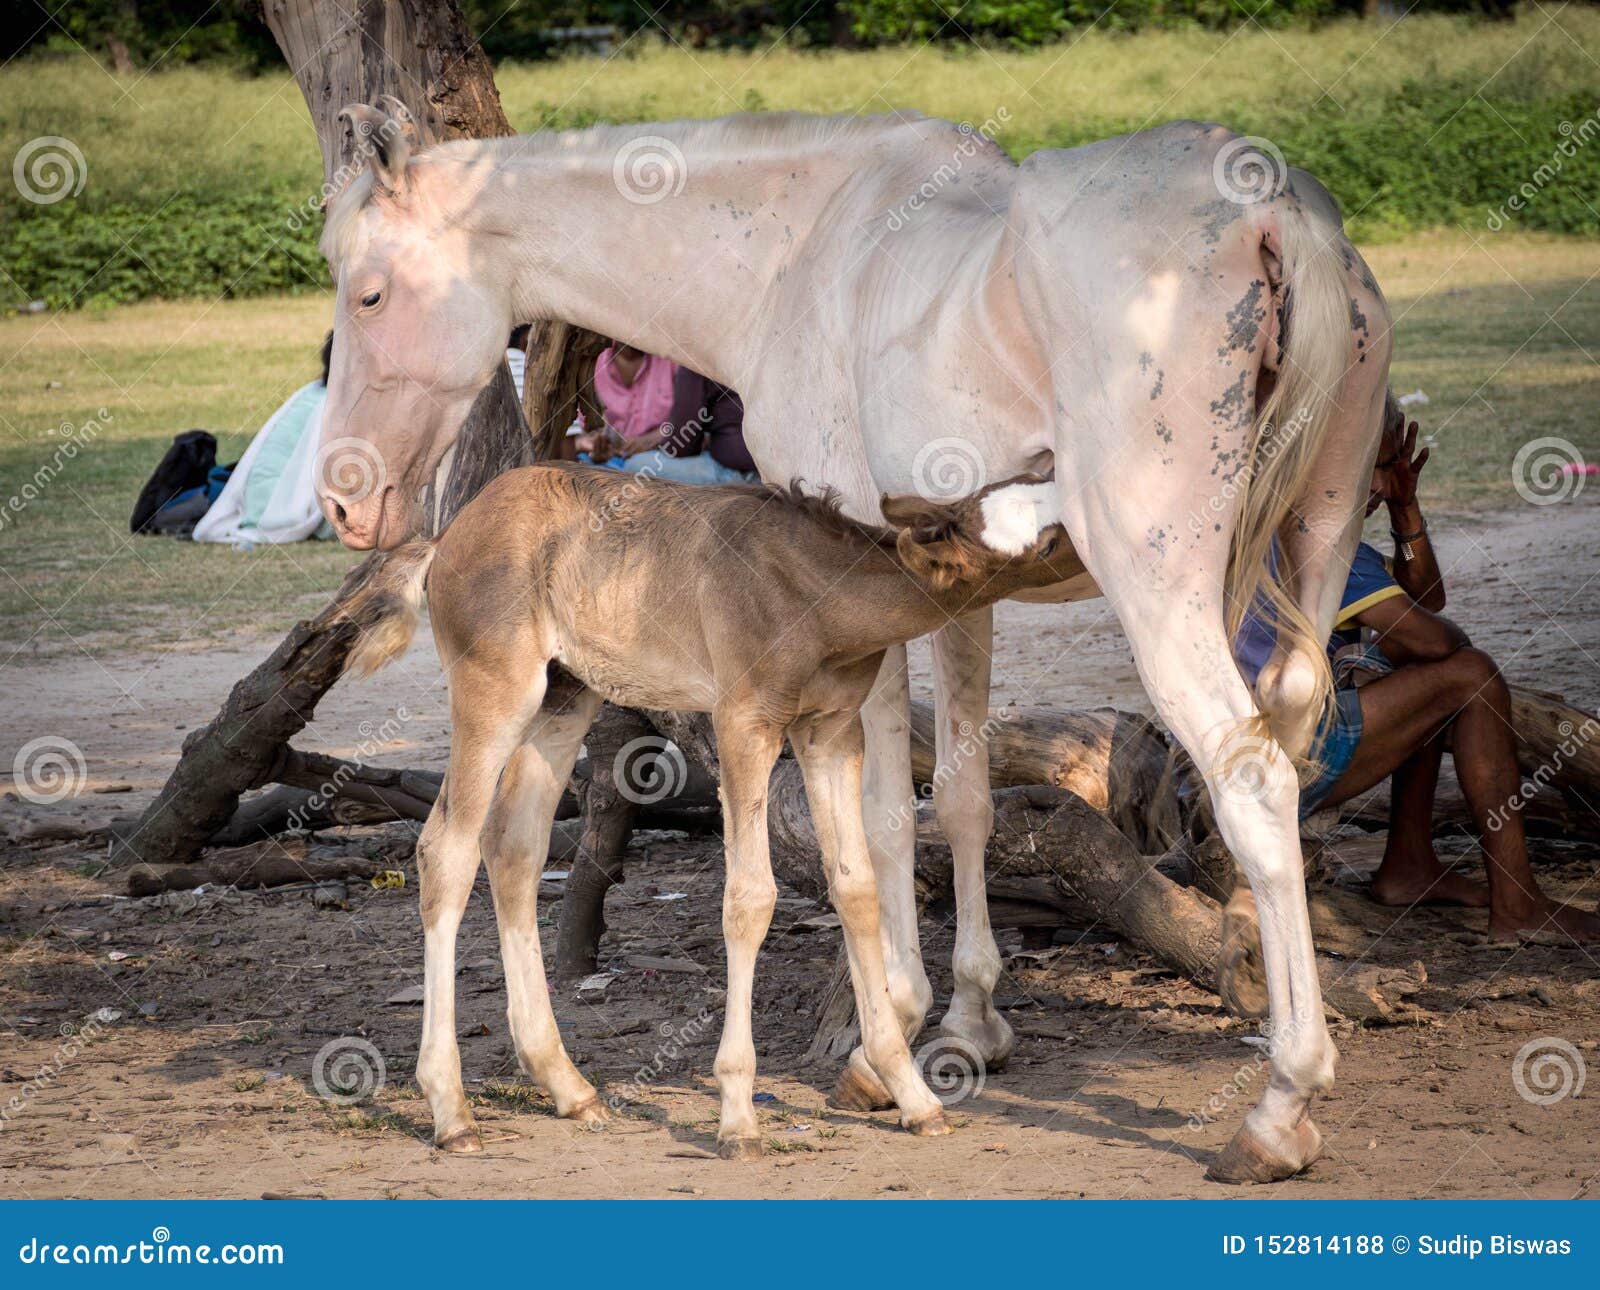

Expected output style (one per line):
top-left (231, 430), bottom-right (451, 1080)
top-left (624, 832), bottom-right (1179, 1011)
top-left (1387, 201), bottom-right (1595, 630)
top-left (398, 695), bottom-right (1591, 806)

top-left (1234, 541), bottom-right (1403, 686)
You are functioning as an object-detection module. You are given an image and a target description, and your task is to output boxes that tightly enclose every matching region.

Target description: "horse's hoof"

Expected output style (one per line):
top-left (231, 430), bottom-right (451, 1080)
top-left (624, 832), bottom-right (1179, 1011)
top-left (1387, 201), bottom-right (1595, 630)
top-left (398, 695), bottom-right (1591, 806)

top-left (938, 1008), bottom-right (1014, 1071)
top-left (903, 1108), bottom-right (952, 1137)
top-left (564, 1096), bottom-right (609, 1125)
top-left (717, 1136), bottom-right (764, 1162)
top-left (829, 1063), bottom-right (895, 1112)
top-left (1207, 1117), bottom-right (1322, 1184)
top-left (435, 1125), bottom-right (483, 1154)
top-left (1218, 890), bottom-right (1269, 1020)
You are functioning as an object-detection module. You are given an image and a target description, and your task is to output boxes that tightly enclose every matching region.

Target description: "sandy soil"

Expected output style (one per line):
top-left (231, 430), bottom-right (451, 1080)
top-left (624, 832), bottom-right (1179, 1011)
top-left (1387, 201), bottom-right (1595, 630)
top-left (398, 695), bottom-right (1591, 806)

top-left (2, 502), bottom-right (1598, 1199)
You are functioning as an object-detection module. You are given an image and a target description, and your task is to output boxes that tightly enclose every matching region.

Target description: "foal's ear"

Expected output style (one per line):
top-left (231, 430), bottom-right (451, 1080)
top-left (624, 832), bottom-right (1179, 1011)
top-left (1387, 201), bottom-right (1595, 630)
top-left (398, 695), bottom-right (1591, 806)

top-left (339, 102), bottom-right (412, 196)
top-left (879, 492), bottom-right (954, 534)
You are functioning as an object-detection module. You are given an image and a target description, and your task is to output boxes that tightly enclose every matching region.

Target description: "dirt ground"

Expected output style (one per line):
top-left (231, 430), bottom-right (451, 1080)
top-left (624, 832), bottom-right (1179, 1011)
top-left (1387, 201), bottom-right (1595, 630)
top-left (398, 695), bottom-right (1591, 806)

top-left (3, 502), bottom-right (1598, 1199)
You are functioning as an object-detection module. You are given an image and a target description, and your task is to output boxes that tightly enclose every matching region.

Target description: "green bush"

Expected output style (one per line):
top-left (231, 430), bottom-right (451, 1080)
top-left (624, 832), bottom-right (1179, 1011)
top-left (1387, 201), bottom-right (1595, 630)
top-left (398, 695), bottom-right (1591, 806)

top-left (4, 193), bottom-right (326, 309)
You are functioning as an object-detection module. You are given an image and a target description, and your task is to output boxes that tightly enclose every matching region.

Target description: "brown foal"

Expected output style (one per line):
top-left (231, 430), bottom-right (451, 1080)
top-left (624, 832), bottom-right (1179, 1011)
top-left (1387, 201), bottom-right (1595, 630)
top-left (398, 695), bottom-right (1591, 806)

top-left (345, 461), bottom-right (1078, 1159)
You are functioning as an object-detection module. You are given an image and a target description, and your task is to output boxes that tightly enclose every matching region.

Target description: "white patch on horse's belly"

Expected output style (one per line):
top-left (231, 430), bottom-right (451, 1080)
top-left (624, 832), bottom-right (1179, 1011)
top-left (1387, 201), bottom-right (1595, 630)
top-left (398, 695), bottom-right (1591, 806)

top-left (978, 481), bottom-right (1057, 555)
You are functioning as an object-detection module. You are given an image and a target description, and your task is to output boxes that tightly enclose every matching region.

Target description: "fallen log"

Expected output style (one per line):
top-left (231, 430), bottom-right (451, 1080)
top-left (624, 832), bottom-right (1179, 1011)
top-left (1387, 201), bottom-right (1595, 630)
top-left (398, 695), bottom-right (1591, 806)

top-left (125, 839), bottom-right (390, 897)
top-left (907, 700), bottom-right (1178, 852)
top-left (770, 775), bottom-right (1423, 1023)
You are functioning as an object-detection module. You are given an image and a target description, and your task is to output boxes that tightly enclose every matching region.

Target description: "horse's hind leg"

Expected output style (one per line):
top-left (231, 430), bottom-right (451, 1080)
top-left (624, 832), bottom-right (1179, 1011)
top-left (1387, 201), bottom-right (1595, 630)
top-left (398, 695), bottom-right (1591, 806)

top-left (414, 660), bottom-right (547, 1152)
top-left (480, 676), bottom-right (606, 1121)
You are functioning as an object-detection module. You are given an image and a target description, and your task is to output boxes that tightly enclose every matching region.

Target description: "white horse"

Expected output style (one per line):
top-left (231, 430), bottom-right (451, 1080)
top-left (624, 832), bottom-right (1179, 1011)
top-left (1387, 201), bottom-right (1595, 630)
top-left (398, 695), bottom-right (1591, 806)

top-left (316, 100), bottom-right (1392, 1183)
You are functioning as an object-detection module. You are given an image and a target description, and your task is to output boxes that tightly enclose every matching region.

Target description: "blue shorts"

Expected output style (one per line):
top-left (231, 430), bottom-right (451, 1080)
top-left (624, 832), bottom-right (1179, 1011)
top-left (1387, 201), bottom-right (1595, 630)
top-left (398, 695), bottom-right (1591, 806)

top-left (1299, 686), bottom-right (1364, 819)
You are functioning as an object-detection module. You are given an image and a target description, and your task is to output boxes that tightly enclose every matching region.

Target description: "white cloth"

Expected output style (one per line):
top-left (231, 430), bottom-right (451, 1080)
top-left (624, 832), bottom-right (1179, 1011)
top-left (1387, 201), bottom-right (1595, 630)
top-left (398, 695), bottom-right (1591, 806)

top-left (192, 381), bottom-right (329, 546)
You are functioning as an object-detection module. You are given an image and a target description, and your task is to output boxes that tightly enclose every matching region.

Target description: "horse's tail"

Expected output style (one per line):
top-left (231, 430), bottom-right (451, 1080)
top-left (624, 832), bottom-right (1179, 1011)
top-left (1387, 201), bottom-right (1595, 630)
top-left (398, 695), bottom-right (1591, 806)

top-left (341, 539), bottom-right (437, 677)
top-left (1224, 188), bottom-right (1354, 762)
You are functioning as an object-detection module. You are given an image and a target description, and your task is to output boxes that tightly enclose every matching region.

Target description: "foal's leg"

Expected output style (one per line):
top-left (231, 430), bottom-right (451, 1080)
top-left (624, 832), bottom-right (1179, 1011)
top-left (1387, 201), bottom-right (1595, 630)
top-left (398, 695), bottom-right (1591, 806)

top-left (415, 664), bottom-right (545, 1152)
top-left (480, 687), bottom-right (608, 1121)
top-left (708, 709), bottom-right (785, 1159)
top-left (792, 711), bottom-right (948, 1134)
top-left (835, 647), bottom-right (934, 1111)
top-left (930, 607), bottom-right (1012, 1067)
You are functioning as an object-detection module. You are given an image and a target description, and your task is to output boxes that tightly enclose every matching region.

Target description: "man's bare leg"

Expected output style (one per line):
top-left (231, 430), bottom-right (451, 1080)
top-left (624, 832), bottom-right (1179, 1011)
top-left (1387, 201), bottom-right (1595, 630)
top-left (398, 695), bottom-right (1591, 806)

top-left (1322, 650), bottom-right (1600, 940)
top-left (1367, 731), bottom-right (1490, 909)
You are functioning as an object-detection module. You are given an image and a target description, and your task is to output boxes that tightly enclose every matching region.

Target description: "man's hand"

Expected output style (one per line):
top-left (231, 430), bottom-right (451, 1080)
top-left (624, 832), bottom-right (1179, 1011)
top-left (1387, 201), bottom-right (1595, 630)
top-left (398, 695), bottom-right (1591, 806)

top-left (1381, 418), bottom-right (1430, 516)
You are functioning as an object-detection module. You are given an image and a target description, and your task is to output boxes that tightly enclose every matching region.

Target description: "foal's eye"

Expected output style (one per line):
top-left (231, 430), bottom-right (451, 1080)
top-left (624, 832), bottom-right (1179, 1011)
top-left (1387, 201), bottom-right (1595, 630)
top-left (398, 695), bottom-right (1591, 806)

top-left (360, 290), bottom-right (382, 309)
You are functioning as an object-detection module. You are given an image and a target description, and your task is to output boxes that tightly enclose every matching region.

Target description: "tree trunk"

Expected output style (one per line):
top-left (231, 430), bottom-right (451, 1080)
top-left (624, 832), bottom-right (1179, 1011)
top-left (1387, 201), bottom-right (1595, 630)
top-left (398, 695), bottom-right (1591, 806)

top-left (116, 0), bottom-right (605, 867)
top-left (554, 703), bottom-right (654, 979)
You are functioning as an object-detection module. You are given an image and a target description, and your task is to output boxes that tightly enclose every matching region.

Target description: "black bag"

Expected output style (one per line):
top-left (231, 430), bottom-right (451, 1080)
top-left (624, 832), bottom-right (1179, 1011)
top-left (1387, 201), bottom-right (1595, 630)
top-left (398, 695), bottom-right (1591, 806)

top-left (130, 430), bottom-right (217, 534)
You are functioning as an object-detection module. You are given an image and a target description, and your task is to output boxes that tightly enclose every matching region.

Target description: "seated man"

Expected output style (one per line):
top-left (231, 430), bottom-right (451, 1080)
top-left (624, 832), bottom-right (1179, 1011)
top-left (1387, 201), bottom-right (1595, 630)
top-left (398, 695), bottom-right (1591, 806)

top-left (1237, 400), bottom-right (1599, 941)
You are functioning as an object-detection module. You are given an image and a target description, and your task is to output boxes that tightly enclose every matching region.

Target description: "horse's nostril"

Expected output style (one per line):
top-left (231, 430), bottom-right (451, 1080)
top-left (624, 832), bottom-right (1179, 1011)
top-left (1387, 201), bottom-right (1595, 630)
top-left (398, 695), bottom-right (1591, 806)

top-left (334, 503), bottom-right (348, 525)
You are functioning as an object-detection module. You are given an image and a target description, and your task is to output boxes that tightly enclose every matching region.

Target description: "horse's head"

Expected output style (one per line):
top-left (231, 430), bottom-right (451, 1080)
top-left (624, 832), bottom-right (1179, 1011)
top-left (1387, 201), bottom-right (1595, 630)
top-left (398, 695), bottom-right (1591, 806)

top-left (317, 102), bottom-right (514, 549)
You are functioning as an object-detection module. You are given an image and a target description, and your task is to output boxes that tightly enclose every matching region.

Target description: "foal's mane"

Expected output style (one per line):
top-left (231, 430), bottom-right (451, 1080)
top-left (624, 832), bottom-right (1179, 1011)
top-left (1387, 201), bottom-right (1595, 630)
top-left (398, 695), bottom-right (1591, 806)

top-left (744, 480), bottom-right (901, 551)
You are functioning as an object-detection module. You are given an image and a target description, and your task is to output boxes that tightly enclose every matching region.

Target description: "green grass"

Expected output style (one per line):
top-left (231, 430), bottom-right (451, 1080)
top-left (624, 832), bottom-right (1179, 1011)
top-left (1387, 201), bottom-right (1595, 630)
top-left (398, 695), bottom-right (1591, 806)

top-left (1, 231), bottom-right (1596, 655)
top-left (6, 8), bottom-right (1598, 208)
top-left (0, 292), bottom-right (357, 655)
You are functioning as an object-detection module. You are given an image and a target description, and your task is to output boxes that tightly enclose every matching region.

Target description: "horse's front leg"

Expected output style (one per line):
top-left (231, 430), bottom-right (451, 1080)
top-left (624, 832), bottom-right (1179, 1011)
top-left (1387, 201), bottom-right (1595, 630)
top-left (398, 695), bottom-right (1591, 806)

top-left (832, 646), bottom-right (935, 1112)
top-left (930, 606), bottom-right (1012, 1070)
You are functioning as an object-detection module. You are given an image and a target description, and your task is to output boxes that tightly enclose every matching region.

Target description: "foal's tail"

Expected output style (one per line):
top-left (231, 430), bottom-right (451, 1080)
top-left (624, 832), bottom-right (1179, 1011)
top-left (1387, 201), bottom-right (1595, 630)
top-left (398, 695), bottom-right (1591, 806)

top-left (341, 539), bottom-right (437, 677)
top-left (1224, 185), bottom-right (1354, 761)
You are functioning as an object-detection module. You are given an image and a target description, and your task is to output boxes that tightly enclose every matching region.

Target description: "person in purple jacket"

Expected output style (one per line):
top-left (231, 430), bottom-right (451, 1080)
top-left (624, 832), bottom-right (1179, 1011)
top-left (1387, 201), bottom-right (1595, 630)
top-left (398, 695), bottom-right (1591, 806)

top-left (1235, 399), bottom-right (1598, 941)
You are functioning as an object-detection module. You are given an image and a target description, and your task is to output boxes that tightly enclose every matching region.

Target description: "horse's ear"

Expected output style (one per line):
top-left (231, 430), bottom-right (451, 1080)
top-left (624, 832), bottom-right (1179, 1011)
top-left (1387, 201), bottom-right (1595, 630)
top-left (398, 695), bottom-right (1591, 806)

top-left (374, 95), bottom-right (423, 148)
top-left (339, 103), bottom-right (411, 195)
top-left (880, 492), bottom-right (946, 532)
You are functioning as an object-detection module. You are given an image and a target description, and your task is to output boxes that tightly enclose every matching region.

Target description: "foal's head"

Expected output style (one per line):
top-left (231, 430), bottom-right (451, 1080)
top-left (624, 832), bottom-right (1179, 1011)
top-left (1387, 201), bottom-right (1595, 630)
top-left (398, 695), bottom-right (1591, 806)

top-left (880, 474), bottom-right (1076, 592)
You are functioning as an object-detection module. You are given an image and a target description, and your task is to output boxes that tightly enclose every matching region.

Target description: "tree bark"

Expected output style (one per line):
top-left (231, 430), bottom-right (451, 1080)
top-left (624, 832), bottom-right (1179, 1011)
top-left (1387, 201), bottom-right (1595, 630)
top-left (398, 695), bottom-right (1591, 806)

top-left (554, 703), bottom-right (655, 979)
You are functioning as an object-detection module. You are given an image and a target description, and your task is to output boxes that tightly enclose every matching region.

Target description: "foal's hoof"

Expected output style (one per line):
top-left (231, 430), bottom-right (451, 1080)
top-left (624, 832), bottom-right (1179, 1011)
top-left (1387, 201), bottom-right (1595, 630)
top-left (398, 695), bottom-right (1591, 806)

top-left (902, 1108), bottom-right (953, 1137)
top-left (1218, 890), bottom-right (1269, 1020)
top-left (1207, 1117), bottom-right (1323, 1185)
top-left (829, 1063), bottom-right (895, 1113)
top-left (717, 1136), bottom-right (764, 1162)
top-left (435, 1125), bottom-right (483, 1154)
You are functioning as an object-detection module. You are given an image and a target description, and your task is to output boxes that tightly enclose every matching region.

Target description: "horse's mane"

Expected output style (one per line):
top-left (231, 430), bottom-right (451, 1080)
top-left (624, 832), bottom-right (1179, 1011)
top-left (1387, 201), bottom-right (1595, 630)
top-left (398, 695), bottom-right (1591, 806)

top-left (322, 111), bottom-right (950, 266)
top-left (744, 479), bottom-right (900, 551)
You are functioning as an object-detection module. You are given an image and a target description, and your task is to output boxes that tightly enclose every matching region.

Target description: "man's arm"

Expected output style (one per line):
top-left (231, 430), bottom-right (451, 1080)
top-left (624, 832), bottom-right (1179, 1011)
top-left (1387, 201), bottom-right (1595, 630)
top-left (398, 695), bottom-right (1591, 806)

top-left (1355, 593), bottom-right (1468, 667)
top-left (1383, 417), bottom-right (1445, 611)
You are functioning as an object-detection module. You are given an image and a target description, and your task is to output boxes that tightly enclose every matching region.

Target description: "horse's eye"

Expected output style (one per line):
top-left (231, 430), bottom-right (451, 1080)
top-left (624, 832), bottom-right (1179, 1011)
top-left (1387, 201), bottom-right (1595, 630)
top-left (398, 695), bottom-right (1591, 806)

top-left (360, 290), bottom-right (382, 309)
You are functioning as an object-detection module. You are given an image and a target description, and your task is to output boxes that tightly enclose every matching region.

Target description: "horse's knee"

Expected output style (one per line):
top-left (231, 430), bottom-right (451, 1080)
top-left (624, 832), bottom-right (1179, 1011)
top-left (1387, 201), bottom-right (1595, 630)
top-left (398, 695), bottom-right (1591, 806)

top-left (722, 871), bottom-right (776, 940)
